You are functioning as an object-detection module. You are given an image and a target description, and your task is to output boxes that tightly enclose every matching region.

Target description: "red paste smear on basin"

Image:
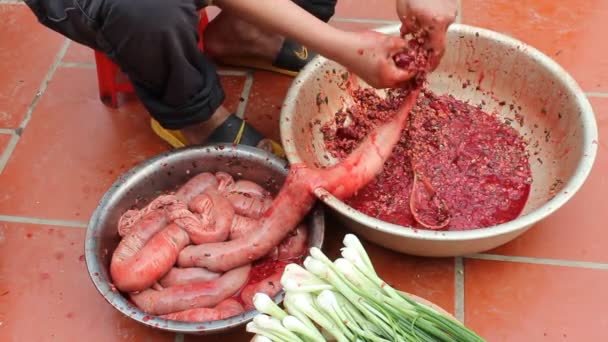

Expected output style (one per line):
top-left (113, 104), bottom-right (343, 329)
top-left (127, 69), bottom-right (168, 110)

top-left (232, 254), bottom-right (305, 309)
top-left (322, 87), bottom-right (532, 231)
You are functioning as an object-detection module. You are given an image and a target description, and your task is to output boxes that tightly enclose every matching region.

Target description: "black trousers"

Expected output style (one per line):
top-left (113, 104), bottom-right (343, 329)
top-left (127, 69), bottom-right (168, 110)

top-left (24, 0), bottom-right (337, 130)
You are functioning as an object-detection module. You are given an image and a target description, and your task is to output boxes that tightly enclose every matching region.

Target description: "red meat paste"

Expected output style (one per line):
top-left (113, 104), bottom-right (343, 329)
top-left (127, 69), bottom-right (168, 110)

top-left (322, 87), bottom-right (532, 231)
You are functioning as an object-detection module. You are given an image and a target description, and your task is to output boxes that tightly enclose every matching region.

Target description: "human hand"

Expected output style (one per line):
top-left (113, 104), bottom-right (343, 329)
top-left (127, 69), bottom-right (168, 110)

top-left (396, 0), bottom-right (457, 70)
top-left (340, 31), bottom-right (417, 89)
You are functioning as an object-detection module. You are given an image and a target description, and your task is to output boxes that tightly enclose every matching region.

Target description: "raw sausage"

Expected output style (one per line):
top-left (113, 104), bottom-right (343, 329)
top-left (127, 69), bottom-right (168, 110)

top-left (215, 171), bottom-right (235, 192)
top-left (130, 264), bottom-right (251, 315)
top-left (111, 90), bottom-right (419, 314)
top-left (224, 192), bottom-right (272, 219)
top-left (161, 298), bottom-right (244, 322)
top-left (183, 189), bottom-right (234, 244)
top-left (277, 224), bottom-right (308, 261)
top-left (220, 178), bottom-right (272, 219)
top-left (229, 215), bottom-right (260, 240)
top-left (175, 172), bottom-right (218, 203)
top-left (229, 180), bottom-right (271, 198)
top-left (159, 267), bottom-right (221, 288)
top-left (116, 195), bottom-right (177, 237)
top-left (177, 166), bottom-right (318, 272)
top-left (117, 209), bottom-right (167, 239)
top-left (240, 271), bottom-right (283, 309)
top-left (225, 192), bottom-right (271, 219)
top-left (117, 209), bottom-right (141, 237)
top-left (111, 223), bottom-right (190, 292)
top-left (224, 179), bottom-right (272, 219)
top-left (176, 92), bottom-right (419, 272)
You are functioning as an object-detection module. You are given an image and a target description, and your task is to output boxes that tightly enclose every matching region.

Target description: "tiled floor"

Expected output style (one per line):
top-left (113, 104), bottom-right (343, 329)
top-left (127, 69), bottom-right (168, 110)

top-left (461, 0), bottom-right (608, 92)
top-left (0, 1), bottom-right (606, 341)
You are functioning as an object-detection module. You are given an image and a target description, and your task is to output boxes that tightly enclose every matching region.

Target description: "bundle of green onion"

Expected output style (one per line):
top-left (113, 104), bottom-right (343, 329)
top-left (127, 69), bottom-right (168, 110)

top-left (248, 234), bottom-right (485, 342)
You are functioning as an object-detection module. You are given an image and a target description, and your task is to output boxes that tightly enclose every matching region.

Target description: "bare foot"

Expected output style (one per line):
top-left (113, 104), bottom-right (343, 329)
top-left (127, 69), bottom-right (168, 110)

top-left (204, 11), bottom-right (284, 63)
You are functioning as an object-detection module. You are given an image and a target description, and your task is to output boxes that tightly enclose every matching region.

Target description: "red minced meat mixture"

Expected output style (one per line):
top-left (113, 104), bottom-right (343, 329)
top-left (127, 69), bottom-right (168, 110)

top-left (321, 86), bottom-right (532, 231)
top-left (393, 33), bottom-right (432, 88)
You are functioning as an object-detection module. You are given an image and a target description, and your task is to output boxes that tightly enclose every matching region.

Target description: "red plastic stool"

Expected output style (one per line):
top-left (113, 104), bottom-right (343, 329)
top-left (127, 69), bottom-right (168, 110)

top-left (94, 10), bottom-right (209, 108)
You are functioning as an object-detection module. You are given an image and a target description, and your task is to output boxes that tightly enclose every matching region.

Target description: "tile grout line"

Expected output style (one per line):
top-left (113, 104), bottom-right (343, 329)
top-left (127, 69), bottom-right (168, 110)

top-left (456, 0), bottom-right (463, 23)
top-left (20, 39), bottom-right (71, 130)
top-left (466, 253), bottom-right (608, 270)
top-left (174, 333), bottom-right (185, 342)
top-left (0, 39), bottom-right (71, 174)
top-left (59, 61), bottom-right (95, 69)
top-left (0, 128), bottom-right (14, 135)
top-left (0, 133), bottom-right (20, 174)
top-left (0, 0), bottom-right (25, 4)
top-left (454, 257), bottom-right (465, 323)
top-left (0, 214), bottom-right (87, 228)
top-left (236, 71), bottom-right (254, 119)
top-left (586, 92), bottom-right (608, 98)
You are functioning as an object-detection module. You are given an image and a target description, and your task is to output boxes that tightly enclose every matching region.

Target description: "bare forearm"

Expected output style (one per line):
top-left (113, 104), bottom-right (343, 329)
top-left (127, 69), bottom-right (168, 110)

top-left (213, 0), bottom-right (356, 63)
top-left (213, 0), bottom-right (414, 89)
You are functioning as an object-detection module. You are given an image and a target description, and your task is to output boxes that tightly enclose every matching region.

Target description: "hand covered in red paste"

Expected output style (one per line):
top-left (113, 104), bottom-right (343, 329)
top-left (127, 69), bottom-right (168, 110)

top-left (341, 31), bottom-right (416, 89)
top-left (397, 0), bottom-right (458, 70)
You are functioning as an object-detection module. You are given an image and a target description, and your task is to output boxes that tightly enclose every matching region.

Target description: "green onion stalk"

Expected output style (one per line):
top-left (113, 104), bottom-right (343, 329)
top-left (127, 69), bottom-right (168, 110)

top-left (250, 234), bottom-right (486, 342)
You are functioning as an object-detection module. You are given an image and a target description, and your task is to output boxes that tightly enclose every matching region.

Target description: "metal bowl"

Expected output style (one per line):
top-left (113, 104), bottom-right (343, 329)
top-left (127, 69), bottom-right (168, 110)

top-left (84, 144), bottom-right (325, 334)
top-left (280, 24), bottom-right (598, 257)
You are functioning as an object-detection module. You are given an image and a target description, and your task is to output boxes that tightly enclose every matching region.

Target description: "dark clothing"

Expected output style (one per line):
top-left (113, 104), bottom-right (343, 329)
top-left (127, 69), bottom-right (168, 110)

top-left (24, 0), bottom-right (337, 130)
top-left (293, 0), bottom-right (337, 22)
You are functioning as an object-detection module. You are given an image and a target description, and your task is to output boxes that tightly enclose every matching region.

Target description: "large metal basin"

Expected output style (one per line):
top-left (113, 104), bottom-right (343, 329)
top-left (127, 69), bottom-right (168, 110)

top-left (84, 144), bottom-right (325, 334)
top-left (280, 24), bottom-right (598, 257)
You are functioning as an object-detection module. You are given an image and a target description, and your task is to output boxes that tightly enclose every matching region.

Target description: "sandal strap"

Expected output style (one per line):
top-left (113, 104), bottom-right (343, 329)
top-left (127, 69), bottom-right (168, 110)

top-left (206, 114), bottom-right (265, 147)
